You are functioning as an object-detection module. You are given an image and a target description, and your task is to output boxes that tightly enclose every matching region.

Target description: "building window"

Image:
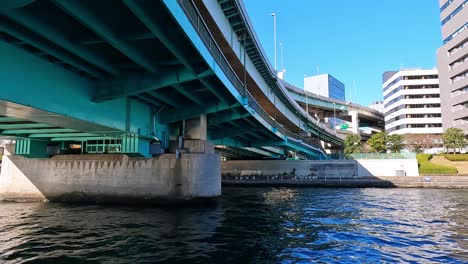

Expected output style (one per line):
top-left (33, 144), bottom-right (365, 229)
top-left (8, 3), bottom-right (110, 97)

top-left (441, 0), bottom-right (468, 26)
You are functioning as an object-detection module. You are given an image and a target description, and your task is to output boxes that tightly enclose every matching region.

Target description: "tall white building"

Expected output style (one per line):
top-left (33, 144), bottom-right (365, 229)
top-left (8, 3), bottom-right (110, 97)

top-left (304, 73), bottom-right (345, 100)
top-left (383, 69), bottom-right (442, 135)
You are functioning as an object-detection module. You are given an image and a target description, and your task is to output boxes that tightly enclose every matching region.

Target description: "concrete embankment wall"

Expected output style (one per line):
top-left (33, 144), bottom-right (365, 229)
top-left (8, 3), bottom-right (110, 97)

top-left (0, 146), bottom-right (221, 203)
top-left (223, 176), bottom-right (468, 189)
top-left (222, 159), bottom-right (419, 179)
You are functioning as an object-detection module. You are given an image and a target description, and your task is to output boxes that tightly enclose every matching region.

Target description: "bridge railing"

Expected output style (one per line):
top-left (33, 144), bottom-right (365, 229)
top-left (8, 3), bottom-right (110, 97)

top-left (179, 0), bottom-right (326, 158)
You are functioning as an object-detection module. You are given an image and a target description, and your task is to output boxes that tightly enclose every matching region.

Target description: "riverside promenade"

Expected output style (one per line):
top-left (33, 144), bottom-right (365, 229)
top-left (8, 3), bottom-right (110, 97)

top-left (222, 175), bottom-right (468, 188)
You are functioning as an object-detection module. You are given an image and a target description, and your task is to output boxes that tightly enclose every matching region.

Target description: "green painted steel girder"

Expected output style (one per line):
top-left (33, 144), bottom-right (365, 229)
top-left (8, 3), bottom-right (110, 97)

top-left (173, 84), bottom-right (203, 105)
top-left (260, 146), bottom-right (286, 156)
top-left (0, 123), bottom-right (53, 129)
top-left (243, 147), bottom-right (281, 159)
top-left (0, 117), bottom-right (22, 123)
top-left (251, 141), bottom-right (287, 147)
top-left (29, 133), bottom-right (96, 138)
top-left (212, 137), bottom-right (248, 148)
top-left (159, 102), bottom-right (241, 124)
top-left (208, 111), bottom-right (250, 126)
top-left (122, 0), bottom-right (197, 73)
top-left (15, 139), bottom-right (49, 158)
top-left (79, 32), bottom-right (156, 45)
top-left (1, 128), bottom-right (77, 135)
top-left (50, 136), bottom-right (117, 142)
top-left (0, 19), bottom-right (105, 79)
top-left (209, 126), bottom-right (261, 140)
top-left (0, 0), bottom-right (35, 10)
top-left (147, 91), bottom-right (179, 108)
top-left (199, 78), bottom-right (228, 103)
top-left (3, 9), bottom-right (118, 76)
top-left (54, 0), bottom-right (159, 74)
top-left (136, 94), bottom-right (161, 107)
top-left (92, 68), bottom-right (213, 102)
top-left (283, 140), bottom-right (321, 159)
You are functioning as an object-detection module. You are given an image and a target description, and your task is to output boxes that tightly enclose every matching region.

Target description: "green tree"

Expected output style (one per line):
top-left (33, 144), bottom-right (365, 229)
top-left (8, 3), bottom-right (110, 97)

top-left (442, 128), bottom-right (466, 153)
top-left (344, 134), bottom-right (362, 154)
top-left (367, 132), bottom-right (388, 153)
top-left (387, 134), bottom-right (405, 153)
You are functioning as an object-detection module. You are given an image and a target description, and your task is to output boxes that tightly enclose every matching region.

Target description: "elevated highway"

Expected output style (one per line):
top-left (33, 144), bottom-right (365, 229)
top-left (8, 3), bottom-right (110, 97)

top-left (0, 0), bottom-right (384, 161)
top-left (0, 0), bottom-right (384, 203)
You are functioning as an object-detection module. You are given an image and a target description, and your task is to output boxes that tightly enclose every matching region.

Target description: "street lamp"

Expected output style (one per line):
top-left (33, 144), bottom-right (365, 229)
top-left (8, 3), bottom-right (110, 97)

top-left (271, 12), bottom-right (277, 70)
top-left (304, 74), bottom-right (309, 114)
top-left (333, 102), bottom-right (336, 131)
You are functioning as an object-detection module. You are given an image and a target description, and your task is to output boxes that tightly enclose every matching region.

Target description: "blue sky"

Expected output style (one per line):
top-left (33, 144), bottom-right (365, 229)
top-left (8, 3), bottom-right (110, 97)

top-left (243, 0), bottom-right (442, 106)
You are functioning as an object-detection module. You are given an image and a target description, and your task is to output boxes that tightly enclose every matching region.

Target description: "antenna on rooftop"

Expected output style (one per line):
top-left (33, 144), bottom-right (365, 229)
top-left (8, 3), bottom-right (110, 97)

top-left (353, 80), bottom-right (357, 102)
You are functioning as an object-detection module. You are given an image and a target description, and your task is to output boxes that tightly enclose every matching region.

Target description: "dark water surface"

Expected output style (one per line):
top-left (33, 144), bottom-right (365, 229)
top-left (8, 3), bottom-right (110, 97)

top-left (0, 188), bottom-right (467, 263)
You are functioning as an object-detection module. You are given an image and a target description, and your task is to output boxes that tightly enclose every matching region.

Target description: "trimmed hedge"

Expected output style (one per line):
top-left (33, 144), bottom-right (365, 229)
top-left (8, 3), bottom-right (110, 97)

top-left (416, 154), bottom-right (433, 163)
top-left (443, 154), bottom-right (468, 161)
top-left (416, 154), bottom-right (458, 175)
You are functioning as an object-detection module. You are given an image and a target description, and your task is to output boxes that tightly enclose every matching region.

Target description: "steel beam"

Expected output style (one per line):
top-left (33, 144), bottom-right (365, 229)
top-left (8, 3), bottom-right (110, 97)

top-left (135, 94), bottom-right (161, 107)
top-left (92, 68), bottom-right (212, 102)
top-left (173, 84), bottom-right (203, 105)
top-left (147, 91), bottom-right (179, 108)
top-left (0, 124), bottom-right (53, 129)
top-left (243, 147), bottom-right (280, 159)
top-left (0, 117), bottom-right (22, 123)
top-left (0, 19), bottom-right (105, 79)
top-left (54, 0), bottom-right (159, 74)
top-left (29, 133), bottom-right (96, 138)
top-left (4, 9), bottom-right (118, 76)
top-left (50, 136), bottom-right (116, 141)
top-left (260, 146), bottom-right (286, 155)
top-left (209, 127), bottom-right (261, 140)
top-left (122, 0), bottom-right (197, 73)
top-left (159, 102), bottom-right (241, 124)
top-left (79, 32), bottom-right (155, 45)
top-left (208, 111), bottom-right (250, 126)
top-left (1, 128), bottom-right (76, 135)
top-left (212, 137), bottom-right (248, 148)
top-left (199, 78), bottom-right (227, 103)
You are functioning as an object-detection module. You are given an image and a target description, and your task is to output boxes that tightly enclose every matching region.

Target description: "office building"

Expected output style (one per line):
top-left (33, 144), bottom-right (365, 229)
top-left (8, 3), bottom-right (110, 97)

top-left (436, 0), bottom-right (468, 132)
top-left (369, 101), bottom-right (384, 113)
top-left (383, 69), bottom-right (442, 135)
top-left (304, 73), bottom-right (345, 100)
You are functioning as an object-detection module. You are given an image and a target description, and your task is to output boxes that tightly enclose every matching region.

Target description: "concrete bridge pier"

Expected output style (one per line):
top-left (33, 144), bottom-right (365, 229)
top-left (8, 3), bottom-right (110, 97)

top-left (349, 111), bottom-right (360, 134)
top-left (0, 139), bottom-right (221, 204)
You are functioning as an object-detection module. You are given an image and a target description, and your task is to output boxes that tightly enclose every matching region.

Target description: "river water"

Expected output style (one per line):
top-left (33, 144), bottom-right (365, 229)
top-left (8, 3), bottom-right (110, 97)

top-left (0, 188), bottom-right (467, 263)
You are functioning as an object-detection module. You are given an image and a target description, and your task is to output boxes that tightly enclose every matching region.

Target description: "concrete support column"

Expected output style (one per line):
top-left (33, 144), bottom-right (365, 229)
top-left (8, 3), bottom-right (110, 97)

top-left (0, 144), bottom-right (221, 203)
top-left (186, 115), bottom-right (207, 140)
top-left (200, 114), bottom-right (207, 141)
top-left (350, 111), bottom-right (359, 134)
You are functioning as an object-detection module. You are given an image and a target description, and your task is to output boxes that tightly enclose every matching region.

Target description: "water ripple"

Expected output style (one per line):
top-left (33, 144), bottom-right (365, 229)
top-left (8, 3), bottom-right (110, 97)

top-left (0, 188), bottom-right (467, 263)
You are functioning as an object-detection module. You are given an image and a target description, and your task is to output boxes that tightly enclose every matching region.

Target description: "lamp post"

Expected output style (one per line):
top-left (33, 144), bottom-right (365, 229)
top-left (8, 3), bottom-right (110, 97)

top-left (271, 12), bottom-right (277, 70)
top-left (304, 74), bottom-right (309, 114)
top-left (333, 102), bottom-right (336, 131)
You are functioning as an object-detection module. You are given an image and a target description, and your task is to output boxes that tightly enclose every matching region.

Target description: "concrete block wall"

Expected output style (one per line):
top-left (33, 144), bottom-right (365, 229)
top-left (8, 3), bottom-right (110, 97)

top-left (222, 158), bottom-right (419, 178)
top-left (222, 160), bottom-right (358, 179)
top-left (356, 159), bottom-right (419, 177)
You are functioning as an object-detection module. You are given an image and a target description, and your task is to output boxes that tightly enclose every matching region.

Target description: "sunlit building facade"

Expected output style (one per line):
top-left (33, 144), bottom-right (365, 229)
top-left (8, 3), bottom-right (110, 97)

top-left (383, 69), bottom-right (442, 135)
top-left (437, 0), bottom-right (468, 132)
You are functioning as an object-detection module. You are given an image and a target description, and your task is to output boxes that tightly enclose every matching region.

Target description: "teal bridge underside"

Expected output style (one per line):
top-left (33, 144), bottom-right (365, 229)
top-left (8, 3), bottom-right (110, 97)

top-left (0, 0), bottom-right (347, 160)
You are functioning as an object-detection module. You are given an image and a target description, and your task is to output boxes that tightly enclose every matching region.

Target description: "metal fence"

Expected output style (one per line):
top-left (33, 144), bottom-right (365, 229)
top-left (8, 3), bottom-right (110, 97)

top-left (347, 152), bottom-right (417, 160)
